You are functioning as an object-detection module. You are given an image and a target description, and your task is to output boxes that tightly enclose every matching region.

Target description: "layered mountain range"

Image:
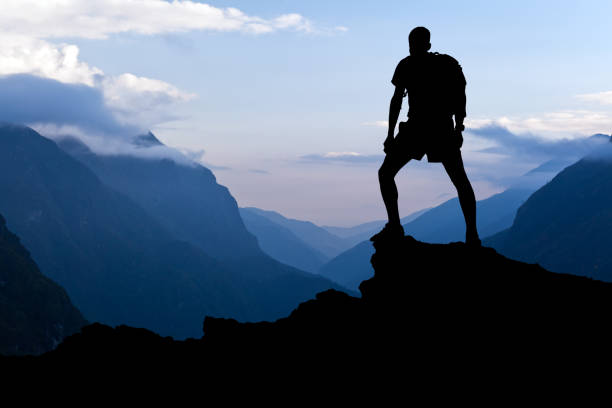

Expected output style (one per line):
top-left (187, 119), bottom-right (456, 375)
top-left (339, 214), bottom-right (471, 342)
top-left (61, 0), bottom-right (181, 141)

top-left (58, 133), bottom-right (260, 259)
top-left (0, 124), bottom-right (342, 340)
top-left (238, 206), bottom-right (430, 273)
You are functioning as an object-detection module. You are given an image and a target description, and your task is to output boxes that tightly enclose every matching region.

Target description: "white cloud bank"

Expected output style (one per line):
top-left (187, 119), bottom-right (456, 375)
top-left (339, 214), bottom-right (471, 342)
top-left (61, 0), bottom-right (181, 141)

top-left (0, 35), bottom-right (194, 130)
top-left (0, 36), bottom-right (102, 85)
top-left (466, 110), bottom-right (612, 140)
top-left (576, 91), bottom-right (612, 106)
top-left (300, 151), bottom-right (383, 164)
top-left (362, 121), bottom-right (389, 128)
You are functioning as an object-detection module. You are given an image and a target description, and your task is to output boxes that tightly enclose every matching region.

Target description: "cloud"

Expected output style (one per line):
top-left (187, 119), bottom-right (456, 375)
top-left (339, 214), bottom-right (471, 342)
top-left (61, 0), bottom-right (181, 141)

top-left (0, 74), bottom-right (200, 166)
top-left (100, 73), bottom-right (196, 126)
top-left (249, 169), bottom-right (270, 174)
top-left (0, 1), bottom-right (323, 39)
top-left (0, 74), bottom-right (134, 135)
top-left (0, 36), bottom-right (103, 86)
top-left (466, 110), bottom-right (612, 139)
top-left (576, 91), bottom-right (612, 105)
top-left (460, 123), bottom-right (611, 190)
top-left (0, 36), bottom-right (195, 129)
top-left (362, 121), bottom-right (389, 128)
top-left (300, 152), bottom-right (384, 164)
top-left (177, 148), bottom-right (206, 163)
top-left (35, 123), bottom-right (200, 166)
top-left (366, 104), bottom-right (612, 138)
top-left (204, 163), bottom-right (232, 171)
top-left (469, 124), bottom-right (610, 160)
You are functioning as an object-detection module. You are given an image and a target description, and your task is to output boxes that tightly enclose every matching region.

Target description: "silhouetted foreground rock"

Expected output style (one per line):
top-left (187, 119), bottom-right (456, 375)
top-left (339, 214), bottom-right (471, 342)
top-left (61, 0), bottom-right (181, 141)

top-left (7, 236), bottom-right (612, 374)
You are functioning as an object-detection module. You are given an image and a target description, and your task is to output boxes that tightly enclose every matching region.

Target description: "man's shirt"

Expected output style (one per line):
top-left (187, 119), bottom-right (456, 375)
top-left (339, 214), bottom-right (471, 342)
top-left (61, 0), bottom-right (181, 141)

top-left (391, 52), bottom-right (466, 120)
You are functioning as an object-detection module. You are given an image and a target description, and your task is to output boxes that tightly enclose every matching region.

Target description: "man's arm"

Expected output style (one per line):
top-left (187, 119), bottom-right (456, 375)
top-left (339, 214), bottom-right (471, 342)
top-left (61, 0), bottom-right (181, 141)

top-left (454, 63), bottom-right (467, 131)
top-left (384, 86), bottom-right (405, 153)
top-left (452, 61), bottom-right (467, 147)
top-left (454, 91), bottom-right (466, 131)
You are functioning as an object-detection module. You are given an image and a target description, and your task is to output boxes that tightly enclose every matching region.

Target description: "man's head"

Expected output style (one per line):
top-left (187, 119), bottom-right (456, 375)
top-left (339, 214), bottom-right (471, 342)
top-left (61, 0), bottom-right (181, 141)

top-left (409, 26), bottom-right (431, 55)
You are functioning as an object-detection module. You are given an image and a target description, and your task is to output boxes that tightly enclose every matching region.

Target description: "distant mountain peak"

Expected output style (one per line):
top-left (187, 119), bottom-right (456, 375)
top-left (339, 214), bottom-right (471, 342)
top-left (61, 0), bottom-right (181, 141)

top-left (588, 133), bottom-right (611, 142)
top-left (133, 131), bottom-right (163, 148)
top-left (522, 158), bottom-right (573, 176)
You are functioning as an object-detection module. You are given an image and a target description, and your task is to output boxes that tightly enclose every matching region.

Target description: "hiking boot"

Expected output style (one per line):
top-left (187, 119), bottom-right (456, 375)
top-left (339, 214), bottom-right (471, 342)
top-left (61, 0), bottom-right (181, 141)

top-left (370, 223), bottom-right (405, 242)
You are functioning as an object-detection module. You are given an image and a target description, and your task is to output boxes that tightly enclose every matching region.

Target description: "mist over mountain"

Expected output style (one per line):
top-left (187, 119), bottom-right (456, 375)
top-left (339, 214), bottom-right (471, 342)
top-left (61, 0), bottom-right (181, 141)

top-left (0, 124), bottom-right (343, 339)
top-left (0, 213), bottom-right (86, 356)
top-left (58, 134), bottom-right (259, 259)
top-left (487, 141), bottom-right (612, 281)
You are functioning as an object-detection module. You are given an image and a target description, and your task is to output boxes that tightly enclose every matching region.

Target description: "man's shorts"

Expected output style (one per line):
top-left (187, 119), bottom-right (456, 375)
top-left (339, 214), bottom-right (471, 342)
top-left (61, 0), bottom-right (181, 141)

top-left (389, 117), bottom-right (460, 164)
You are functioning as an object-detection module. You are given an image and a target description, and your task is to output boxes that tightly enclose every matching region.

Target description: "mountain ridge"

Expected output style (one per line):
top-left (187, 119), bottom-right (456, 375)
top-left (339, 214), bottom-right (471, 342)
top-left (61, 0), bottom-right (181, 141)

top-left (239, 207), bottom-right (329, 272)
top-left (58, 135), bottom-right (260, 259)
top-left (240, 206), bottom-right (349, 258)
top-left (0, 123), bottom-right (344, 339)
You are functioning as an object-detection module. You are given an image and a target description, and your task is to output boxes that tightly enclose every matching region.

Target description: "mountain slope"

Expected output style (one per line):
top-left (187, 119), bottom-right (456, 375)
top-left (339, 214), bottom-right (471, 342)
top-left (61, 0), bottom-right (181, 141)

top-left (240, 207), bottom-right (348, 258)
top-left (239, 208), bottom-right (328, 273)
top-left (57, 133), bottom-right (346, 315)
top-left (0, 124), bottom-right (244, 338)
top-left (403, 188), bottom-right (534, 243)
top-left (319, 188), bottom-right (533, 290)
top-left (0, 214), bottom-right (86, 355)
top-left (0, 124), bottom-right (342, 339)
top-left (58, 134), bottom-right (259, 259)
top-left (486, 151), bottom-right (612, 281)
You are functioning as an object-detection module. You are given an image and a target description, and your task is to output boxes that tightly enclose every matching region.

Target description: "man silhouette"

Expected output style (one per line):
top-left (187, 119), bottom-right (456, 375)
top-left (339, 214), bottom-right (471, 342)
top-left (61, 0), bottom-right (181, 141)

top-left (371, 26), bottom-right (480, 246)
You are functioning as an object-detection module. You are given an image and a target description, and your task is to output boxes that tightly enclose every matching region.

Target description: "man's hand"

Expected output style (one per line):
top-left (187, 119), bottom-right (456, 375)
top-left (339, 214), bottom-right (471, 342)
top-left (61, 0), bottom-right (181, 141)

top-left (383, 136), bottom-right (395, 154)
top-left (453, 128), bottom-right (464, 148)
top-left (454, 122), bottom-right (465, 148)
top-left (385, 86), bottom-right (404, 155)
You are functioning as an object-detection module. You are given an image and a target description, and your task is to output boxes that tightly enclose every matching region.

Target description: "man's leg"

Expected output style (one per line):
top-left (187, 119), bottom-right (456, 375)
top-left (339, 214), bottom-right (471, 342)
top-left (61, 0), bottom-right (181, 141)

top-left (442, 151), bottom-right (480, 245)
top-left (378, 154), bottom-right (410, 226)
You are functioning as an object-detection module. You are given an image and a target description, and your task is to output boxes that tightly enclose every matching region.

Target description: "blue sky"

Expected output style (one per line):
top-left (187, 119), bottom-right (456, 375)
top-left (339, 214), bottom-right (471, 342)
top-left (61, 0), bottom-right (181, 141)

top-left (1, 1), bottom-right (611, 225)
